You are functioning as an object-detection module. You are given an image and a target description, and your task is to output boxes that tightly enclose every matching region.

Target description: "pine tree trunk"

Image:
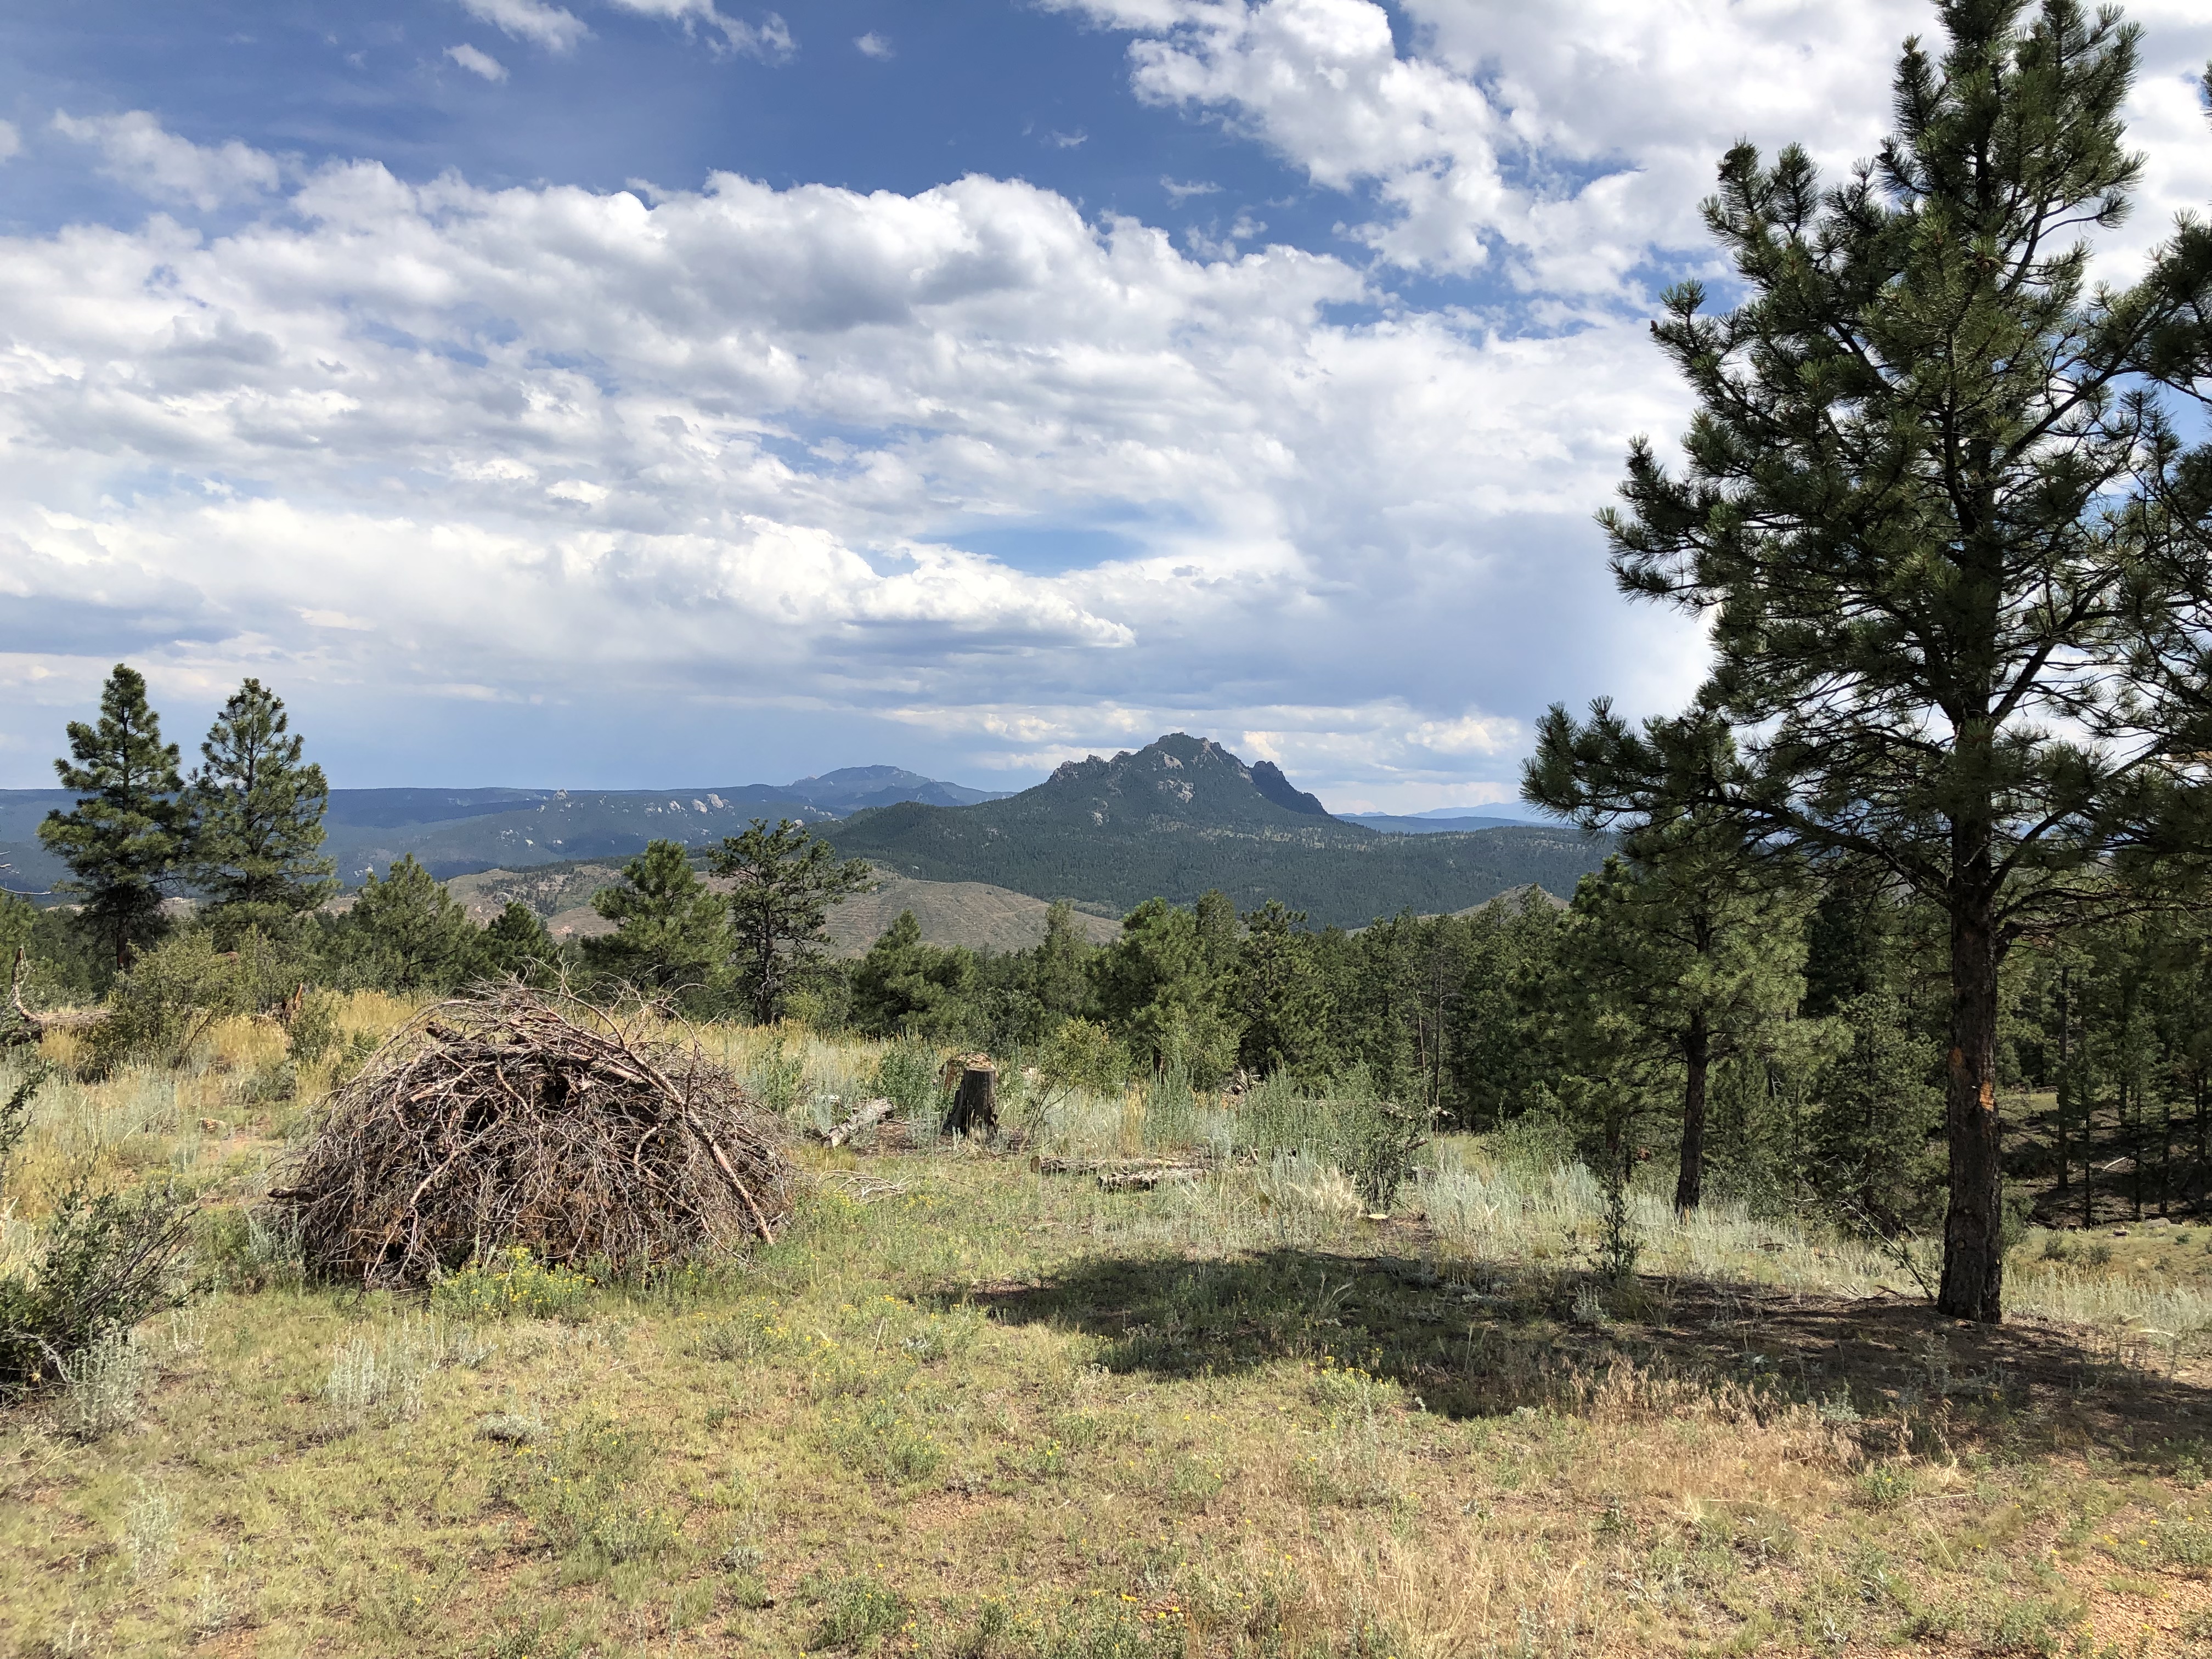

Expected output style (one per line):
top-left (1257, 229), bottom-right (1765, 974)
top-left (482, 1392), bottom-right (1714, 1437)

top-left (2054, 967), bottom-right (2070, 1197)
top-left (1675, 1011), bottom-right (1710, 1215)
top-left (2185, 1070), bottom-right (2203, 1212)
top-left (1937, 890), bottom-right (2005, 1323)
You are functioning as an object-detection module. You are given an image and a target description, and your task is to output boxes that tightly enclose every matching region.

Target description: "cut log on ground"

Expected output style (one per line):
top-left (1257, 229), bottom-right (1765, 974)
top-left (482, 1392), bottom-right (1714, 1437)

top-left (1033, 1156), bottom-right (1211, 1176)
top-left (944, 1062), bottom-right (997, 1137)
top-left (267, 983), bottom-right (792, 1288)
top-left (823, 1096), bottom-right (897, 1147)
top-left (1096, 1167), bottom-right (1205, 1192)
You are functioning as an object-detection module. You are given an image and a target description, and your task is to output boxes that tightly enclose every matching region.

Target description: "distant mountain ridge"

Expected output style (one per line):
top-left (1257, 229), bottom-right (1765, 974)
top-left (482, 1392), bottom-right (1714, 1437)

top-left (0, 766), bottom-right (1012, 889)
top-left (0, 740), bottom-right (1609, 927)
top-left (1340, 812), bottom-right (1548, 835)
top-left (823, 733), bottom-right (1606, 929)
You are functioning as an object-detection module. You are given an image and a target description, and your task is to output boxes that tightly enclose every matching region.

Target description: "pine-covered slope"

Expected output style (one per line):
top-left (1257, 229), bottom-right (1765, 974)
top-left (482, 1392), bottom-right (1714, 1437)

top-left (823, 733), bottom-right (1605, 928)
top-left (0, 769), bottom-right (1006, 889)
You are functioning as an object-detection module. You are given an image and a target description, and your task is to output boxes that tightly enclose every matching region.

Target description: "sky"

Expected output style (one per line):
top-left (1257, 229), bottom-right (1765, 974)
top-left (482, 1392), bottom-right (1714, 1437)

top-left (1, 1), bottom-right (2209, 809)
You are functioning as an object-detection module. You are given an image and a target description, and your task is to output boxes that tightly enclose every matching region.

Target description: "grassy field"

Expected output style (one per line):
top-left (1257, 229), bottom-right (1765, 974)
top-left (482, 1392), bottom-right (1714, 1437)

top-left (4, 1004), bottom-right (2212, 1657)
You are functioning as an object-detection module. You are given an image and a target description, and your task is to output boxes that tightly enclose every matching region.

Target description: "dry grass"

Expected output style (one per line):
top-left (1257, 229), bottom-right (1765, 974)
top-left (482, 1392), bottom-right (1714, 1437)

top-left (2, 1004), bottom-right (2211, 1656)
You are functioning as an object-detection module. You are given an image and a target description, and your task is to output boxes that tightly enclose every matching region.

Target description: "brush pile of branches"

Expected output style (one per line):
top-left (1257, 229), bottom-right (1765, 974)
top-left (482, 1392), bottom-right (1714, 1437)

top-left (270, 985), bottom-right (790, 1288)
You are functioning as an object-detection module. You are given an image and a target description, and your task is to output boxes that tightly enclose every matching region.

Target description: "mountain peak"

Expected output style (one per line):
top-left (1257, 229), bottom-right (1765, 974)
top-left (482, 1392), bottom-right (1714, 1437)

top-left (823, 731), bottom-right (1610, 927)
top-left (1027, 733), bottom-right (1335, 830)
top-left (1249, 760), bottom-right (1329, 816)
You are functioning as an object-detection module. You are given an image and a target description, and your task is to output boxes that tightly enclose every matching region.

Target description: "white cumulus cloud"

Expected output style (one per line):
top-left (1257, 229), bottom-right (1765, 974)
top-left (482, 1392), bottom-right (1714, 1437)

top-left (459, 0), bottom-right (589, 53)
top-left (603, 0), bottom-right (793, 59)
top-left (1050, 0), bottom-right (2212, 296)
top-left (49, 110), bottom-right (283, 211)
top-left (10, 1), bottom-right (2209, 802)
top-left (445, 43), bottom-right (510, 81)
top-left (855, 31), bottom-right (893, 59)
top-left (0, 117), bottom-right (1680, 799)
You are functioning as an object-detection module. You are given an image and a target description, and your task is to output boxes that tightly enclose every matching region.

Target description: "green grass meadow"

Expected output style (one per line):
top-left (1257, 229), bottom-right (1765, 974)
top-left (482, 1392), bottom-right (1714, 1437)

top-left (4, 1005), bottom-right (2212, 1657)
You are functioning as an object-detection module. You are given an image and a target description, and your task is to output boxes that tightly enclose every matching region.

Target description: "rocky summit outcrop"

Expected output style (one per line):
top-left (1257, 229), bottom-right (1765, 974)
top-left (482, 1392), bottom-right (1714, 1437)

top-left (826, 733), bottom-right (1606, 929)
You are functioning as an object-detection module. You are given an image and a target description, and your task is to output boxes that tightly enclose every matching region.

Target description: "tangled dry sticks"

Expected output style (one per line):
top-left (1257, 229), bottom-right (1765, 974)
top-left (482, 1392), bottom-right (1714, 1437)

top-left (270, 985), bottom-right (792, 1288)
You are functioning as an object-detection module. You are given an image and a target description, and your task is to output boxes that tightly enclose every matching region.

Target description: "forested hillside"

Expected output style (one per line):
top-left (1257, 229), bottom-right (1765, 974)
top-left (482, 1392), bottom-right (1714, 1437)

top-left (825, 734), bottom-right (1604, 927)
top-left (0, 766), bottom-right (1004, 889)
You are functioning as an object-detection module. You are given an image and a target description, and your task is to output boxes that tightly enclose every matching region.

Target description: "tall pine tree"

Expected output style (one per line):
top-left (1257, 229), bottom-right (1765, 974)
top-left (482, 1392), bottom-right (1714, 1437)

top-left (38, 664), bottom-right (185, 970)
top-left (583, 839), bottom-right (731, 999)
top-left (711, 820), bottom-right (871, 1024)
top-left (1532, 1), bottom-right (2212, 1319)
top-left (338, 856), bottom-right (483, 992)
top-left (185, 679), bottom-right (335, 943)
top-left (1531, 716), bottom-right (1812, 1210)
top-left (1232, 900), bottom-right (1331, 1078)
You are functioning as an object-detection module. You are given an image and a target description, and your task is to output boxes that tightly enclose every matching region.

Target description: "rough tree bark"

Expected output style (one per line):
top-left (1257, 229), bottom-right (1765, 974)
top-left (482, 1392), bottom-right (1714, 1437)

top-left (1937, 873), bottom-right (2005, 1323)
top-left (944, 1063), bottom-right (997, 1138)
top-left (1675, 1009), bottom-right (1710, 1215)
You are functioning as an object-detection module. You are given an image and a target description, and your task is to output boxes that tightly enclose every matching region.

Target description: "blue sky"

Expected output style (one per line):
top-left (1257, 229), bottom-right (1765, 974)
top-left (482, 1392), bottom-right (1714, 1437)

top-left (1, 0), bottom-right (2208, 807)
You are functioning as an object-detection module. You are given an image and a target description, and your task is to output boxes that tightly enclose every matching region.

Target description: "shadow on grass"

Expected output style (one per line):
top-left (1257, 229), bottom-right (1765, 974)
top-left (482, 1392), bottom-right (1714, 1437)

top-left (969, 1245), bottom-right (2212, 1465)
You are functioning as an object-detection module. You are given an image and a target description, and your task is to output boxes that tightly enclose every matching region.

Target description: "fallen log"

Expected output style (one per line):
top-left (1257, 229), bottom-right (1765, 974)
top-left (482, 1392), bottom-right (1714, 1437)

top-left (825, 1097), bottom-right (896, 1148)
top-left (1096, 1167), bottom-right (1206, 1192)
top-left (1033, 1156), bottom-right (1211, 1176)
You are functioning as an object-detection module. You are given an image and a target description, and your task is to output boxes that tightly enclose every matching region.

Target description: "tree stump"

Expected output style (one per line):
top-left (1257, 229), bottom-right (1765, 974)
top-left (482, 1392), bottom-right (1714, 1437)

top-left (944, 1062), bottom-right (997, 1138)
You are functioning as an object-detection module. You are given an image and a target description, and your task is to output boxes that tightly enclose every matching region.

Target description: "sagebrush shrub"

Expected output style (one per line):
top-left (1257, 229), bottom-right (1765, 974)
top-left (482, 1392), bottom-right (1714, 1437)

top-left (510, 1410), bottom-right (674, 1564)
top-left (58, 1328), bottom-right (149, 1438)
top-left (0, 1177), bottom-right (194, 1392)
top-left (122, 1480), bottom-right (182, 1581)
top-left (804, 1575), bottom-right (908, 1653)
top-left (320, 1315), bottom-right (487, 1432)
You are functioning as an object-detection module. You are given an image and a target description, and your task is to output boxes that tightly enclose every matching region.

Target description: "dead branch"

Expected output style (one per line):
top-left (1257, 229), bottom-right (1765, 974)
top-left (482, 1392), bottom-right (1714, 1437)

top-left (266, 983), bottom-right (792, 1288)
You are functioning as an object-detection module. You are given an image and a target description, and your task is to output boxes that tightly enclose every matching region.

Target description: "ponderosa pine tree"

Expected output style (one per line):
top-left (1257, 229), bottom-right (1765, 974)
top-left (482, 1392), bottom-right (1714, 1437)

top-left (1530, 0), bottom-right (2212, 1319)
top-left (1091, 894), bottom-right (1243, 1084)
top-left (849, 910), bottom-right (978, 1038)
top-left (712, 819), bottom-right (871, 1024)
top-left (584, 839), bottom-right (731, 999)
top-left (481, 900), bottom-right (559, 985)
top-left (185, 679), bottom-right (335, 943)
top-left (1028, 901), bottom-right (1096, 1024)
top-left (1553, 846), bottom-right (1810, 1212)
top-left (39, 665), bottom-right (185, 970)
top-left (1232, 900), bottom-right (1331, 1077)
top-left (1531, 716), bottom-right (1813, 1211)
top-left (340, 856), bottom-right (482, 992)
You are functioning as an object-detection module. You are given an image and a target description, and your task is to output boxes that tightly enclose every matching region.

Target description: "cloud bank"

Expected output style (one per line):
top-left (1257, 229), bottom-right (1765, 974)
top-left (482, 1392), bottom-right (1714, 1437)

top-left (2, 0), bottom-right (2207, 805)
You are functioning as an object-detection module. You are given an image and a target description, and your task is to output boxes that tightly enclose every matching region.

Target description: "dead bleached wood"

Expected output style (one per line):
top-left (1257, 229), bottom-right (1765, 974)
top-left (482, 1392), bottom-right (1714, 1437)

top-left (4, 947), bottom-right (106, 1046)
top-left (1094, 1167), bottom-right (1206, 1192)
top-left (817, 1171), bottom-right (910, 1200)
top-left (1033, 1155), bottom-right (1211, 1176)
top-left (823, 1097), bottom-right (896, 1148)
top-left (2, 948), bottom-right (36, 1048)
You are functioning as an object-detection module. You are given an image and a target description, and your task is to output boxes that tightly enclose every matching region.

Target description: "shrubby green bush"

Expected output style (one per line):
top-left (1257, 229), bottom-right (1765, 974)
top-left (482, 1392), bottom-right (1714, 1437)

top-left (431, 1246), bottom-right (596, 1322)
top-left (0, 1175), bottom-right (195, 1393)
top-left (871, 1039), bottom-right (945, 1123)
